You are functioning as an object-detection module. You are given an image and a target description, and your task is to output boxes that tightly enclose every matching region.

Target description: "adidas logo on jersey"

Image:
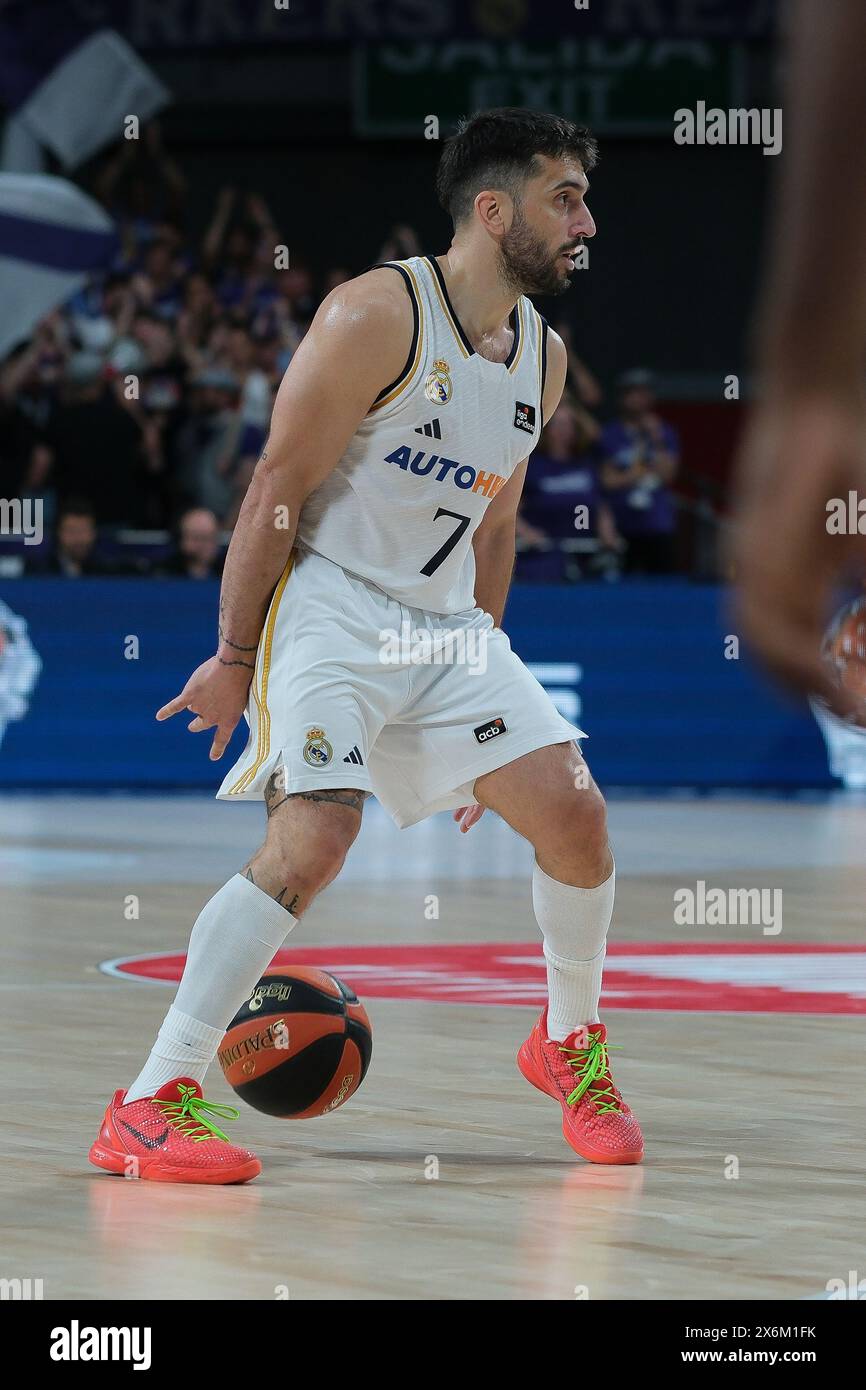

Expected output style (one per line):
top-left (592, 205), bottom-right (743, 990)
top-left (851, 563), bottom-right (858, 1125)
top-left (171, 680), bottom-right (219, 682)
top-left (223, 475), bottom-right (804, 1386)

top-left (343, 746), bottom-right (364, 766)
top-left (414, 419), bottom-right (442, 439)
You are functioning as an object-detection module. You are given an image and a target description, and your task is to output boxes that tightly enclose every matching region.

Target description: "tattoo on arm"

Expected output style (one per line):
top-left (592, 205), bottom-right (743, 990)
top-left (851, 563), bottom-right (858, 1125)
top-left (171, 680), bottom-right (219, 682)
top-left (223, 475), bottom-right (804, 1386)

top-left (218, 598), bottom-right (259, 656)
top-left (218, 623), bottom-right (258, 653)
top-left (218, 655), bottom-right (255, 670)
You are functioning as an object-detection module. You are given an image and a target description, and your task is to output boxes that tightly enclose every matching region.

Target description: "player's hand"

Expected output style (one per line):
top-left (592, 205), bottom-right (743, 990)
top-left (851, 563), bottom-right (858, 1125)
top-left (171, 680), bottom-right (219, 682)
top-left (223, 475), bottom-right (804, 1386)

top-left (156, 654), bottom-right (253, 761)
top-left (453, 805), bottom-right (485, 833)
top-left (730, 392), bottom-right (866, 716)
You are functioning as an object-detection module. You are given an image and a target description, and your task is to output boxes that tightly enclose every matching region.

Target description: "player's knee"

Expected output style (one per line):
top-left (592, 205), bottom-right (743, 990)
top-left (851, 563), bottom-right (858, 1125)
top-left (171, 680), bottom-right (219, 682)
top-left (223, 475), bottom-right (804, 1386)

top-left (270, 823), bottom-right (354, 894)
top-left (305, 825), bottom-right (356, 887)
top-left (543, 785), bottom-right (609, 872)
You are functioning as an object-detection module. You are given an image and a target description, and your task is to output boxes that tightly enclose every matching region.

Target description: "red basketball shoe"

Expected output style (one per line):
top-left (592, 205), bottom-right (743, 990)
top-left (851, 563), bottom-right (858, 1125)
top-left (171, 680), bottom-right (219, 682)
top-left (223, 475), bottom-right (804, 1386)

top-left (89, 1077), bottom-right (261, 1184)
top-left (517, 1011), bottom-right (644, 1164)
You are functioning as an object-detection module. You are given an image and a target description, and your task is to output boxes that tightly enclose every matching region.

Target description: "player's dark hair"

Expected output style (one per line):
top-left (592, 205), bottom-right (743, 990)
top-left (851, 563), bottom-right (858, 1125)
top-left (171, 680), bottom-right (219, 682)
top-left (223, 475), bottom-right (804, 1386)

top-left (436, 108), bottom-right (598, 228)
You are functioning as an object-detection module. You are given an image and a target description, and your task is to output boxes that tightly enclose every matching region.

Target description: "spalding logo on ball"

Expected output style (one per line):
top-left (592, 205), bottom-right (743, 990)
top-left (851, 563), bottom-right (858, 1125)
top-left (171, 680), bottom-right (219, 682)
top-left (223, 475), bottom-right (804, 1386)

top-left (219, 966), bottom-right (372, 1118)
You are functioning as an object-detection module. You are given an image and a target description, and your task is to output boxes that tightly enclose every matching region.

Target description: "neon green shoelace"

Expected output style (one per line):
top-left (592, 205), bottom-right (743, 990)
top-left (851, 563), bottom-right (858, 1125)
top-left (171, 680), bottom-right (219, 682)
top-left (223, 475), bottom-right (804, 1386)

top-left (559, 1032), bottom-right (624, 1112)
top-left (153, 1083), bottom-right (240, 1143)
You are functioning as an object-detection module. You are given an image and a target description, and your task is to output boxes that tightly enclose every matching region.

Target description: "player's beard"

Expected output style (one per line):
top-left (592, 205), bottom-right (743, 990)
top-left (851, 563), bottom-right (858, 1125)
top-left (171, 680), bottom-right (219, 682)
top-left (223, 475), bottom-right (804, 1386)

top-left (498, 205), bottom-right (573, 297)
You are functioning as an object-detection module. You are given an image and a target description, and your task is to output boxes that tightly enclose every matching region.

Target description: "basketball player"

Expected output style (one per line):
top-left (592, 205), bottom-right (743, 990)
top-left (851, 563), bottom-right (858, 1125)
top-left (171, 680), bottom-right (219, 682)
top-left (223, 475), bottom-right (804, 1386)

top-left (90, 109), bottom-right (644, 1183)
top-left (733, 0), bottom-right (866, 711)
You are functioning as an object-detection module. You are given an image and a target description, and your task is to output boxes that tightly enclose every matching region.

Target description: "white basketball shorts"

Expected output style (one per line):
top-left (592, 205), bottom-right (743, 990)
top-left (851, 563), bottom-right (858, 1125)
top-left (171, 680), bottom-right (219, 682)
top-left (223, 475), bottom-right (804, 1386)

top-left (217, 545), bottom-right (585, 829)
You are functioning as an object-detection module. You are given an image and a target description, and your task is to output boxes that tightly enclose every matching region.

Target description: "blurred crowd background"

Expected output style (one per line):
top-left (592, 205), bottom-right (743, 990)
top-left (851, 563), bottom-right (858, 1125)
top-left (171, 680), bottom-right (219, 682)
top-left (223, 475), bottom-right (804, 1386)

top-left (0, 0), bottom-right (779, 587)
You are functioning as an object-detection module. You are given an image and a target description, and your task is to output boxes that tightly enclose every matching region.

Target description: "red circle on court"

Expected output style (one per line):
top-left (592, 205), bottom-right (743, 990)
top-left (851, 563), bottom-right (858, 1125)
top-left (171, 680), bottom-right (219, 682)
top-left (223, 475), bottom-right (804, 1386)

top-left (99, 941), bottom-right (866, 1014)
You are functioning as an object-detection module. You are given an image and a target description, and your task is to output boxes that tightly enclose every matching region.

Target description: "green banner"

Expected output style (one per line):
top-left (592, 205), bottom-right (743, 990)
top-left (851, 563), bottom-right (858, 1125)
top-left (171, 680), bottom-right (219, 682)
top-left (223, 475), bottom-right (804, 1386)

top-left (354, 39), bottom-right (746, 137)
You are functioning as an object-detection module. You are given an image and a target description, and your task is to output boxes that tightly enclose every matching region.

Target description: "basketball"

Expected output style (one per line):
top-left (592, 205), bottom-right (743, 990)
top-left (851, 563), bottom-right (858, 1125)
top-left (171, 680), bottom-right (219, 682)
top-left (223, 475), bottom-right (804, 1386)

top-left (822, 596), bottom-right (866, 723)
top-left (218, 967), bottom-right (372, 1118)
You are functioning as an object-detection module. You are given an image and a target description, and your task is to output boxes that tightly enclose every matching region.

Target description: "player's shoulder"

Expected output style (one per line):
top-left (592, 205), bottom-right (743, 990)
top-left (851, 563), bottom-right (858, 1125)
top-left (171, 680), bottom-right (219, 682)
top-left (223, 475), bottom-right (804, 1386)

top-left (539, 320), bottom-right (568, 419)
top-left (315, 264), bottom-right (416, 338)
top-left (542, 319), bottom-right (567, 369)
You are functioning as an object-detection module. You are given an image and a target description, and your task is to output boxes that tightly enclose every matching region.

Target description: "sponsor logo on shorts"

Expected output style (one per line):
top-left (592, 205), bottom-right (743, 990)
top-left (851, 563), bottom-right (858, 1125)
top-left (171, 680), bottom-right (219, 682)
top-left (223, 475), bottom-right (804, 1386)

top-left (514, 401), bottom-right (536, 433)
top-left (474, 716), bottom-right (507, 743)
top-left (302, 727), bottom-right (333, 767)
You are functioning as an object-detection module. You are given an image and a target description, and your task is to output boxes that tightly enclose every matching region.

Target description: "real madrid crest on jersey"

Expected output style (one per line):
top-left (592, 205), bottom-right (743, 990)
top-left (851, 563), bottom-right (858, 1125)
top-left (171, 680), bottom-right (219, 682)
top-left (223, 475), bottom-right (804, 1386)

top-left (302, 727), bottom-right (333, 767)
top-left (424, 358), bottom-right (452, 406)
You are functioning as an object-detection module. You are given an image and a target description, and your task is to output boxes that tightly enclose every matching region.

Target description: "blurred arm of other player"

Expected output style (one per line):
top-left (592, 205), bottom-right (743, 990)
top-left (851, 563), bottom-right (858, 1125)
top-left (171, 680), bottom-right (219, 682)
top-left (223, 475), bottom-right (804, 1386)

top-left (156, 269), bottom-right (415, 759)
top-left (731, 0), bottom-right (866, 712)
top-left (454, 329), bottom-right (568, 834)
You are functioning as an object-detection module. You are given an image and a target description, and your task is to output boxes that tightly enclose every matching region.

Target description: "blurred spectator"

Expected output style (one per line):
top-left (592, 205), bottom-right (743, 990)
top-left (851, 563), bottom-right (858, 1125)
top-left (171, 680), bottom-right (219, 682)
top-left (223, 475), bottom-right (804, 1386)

top-left (94, 121), bottom-right (187, 254)
top-left (323, 267), bottom-right (352, 295)
top-left (130, 312), bottom-right (188, 421)
top-left (551, 319), bottom-right (603, 409)
top-left (42, 354), bottom-right (148, 525)
top-left (0, 393), bottom-right (42, 502)
top-left (173, 368), bottom-right (243, 521)
top-left (599, 370), bottom-right (680, 576)
top-left (129, 236), bottom-right (186, 319)
top-left (176, 274), bottom-right (219, 371)
top-left (518, 396), bottom-right (622, 582)
top-left (158, 508), bottom-right (224, 579)
top-left (221, 324), bottom-right (272, 433)
top-left (29, 499), bottom-right (131, 577)
top-left (377, 224), bottom-right (422, 262)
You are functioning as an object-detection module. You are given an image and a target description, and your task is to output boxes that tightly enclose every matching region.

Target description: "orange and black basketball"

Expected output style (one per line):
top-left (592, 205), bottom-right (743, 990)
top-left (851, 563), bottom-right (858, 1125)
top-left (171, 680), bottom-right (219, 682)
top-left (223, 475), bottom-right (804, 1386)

top-left (218, 966), bottom-right (372, 1118)
top-left (822, 596), bottom-right (866, 725)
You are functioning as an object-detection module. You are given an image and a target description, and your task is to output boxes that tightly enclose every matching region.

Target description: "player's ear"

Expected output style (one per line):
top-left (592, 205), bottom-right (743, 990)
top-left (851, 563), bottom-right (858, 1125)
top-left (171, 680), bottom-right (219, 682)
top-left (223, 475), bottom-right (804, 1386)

top-left (474, 189), bottom-right (510, 236)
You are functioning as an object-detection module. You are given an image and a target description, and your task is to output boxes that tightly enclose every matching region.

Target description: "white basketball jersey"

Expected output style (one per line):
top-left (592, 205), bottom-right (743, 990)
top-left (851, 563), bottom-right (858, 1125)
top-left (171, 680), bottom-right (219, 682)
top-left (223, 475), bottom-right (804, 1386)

top-left (296, 254), bottom-right (549, 615)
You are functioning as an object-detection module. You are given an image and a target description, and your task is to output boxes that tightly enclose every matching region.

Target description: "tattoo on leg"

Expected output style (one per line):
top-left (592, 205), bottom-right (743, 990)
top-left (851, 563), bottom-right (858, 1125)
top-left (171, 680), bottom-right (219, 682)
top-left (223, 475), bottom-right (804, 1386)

top-left (295, 788), bottom-right (368, 812)
top-left (243, 863), bottom-right (300, 915)
top-left (263, 769), bottom-right (367, 818)
top-left (264, 768), bottom-right (292, 818)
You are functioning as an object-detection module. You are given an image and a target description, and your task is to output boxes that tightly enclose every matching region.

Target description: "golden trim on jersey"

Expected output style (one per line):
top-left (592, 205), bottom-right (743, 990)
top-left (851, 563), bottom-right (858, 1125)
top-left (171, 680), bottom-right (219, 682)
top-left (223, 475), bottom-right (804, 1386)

top-left (507, 297), bottom-right (527, 375)
top-left (367, 261), bottom-right (426, 414)
top-left (226, 555), bottom-right (294, 794)
top-left (425, 259), bottom-right (472, 359)
top-left (534, 308), bottom-right (545, 416)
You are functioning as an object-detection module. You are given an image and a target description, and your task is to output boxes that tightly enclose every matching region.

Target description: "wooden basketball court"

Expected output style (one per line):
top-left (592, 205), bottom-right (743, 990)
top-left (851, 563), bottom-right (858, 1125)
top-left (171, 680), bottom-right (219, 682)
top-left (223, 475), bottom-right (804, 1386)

top-left (2, 791), bottom-right (864, 1300)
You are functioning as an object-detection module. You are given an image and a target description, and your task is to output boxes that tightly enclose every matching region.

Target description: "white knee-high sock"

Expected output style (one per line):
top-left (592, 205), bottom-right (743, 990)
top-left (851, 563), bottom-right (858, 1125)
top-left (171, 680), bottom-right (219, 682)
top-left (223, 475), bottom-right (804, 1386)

top-left (532, 859), bottom-right (615, 1042)
top-left (125, 874), bottom-right (297, 1102)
